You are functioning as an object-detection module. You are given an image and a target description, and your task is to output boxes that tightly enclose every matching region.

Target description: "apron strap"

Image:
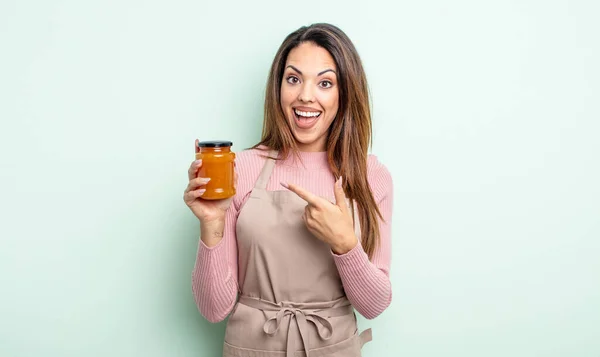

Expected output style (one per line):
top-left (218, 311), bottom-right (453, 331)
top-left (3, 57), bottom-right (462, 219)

top-left (254, 150), bottom-right (278, 190)
top-left (359, 328), bottom-right (373, 347)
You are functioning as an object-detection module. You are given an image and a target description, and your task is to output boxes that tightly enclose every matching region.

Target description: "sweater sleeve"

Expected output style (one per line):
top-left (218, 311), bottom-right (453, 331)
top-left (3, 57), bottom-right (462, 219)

top-left (191, 195), bottom-right (240, 323)
top-left (332, 158), bottom-right (393, 319)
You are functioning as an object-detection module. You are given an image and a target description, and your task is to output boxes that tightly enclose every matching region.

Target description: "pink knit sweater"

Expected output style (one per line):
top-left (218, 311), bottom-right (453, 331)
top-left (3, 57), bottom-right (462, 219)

top-left (192, 148), bottom-right (393, 323)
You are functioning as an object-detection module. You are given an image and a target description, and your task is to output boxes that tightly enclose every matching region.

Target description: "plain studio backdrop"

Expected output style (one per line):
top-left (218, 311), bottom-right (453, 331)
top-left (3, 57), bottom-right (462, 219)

top-left (0, 0), bottom-right (598, 356)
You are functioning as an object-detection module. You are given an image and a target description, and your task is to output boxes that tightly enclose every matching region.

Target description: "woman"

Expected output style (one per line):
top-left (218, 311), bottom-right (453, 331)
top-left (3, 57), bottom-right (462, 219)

top-left (183, 23), bottom-right (393, 357)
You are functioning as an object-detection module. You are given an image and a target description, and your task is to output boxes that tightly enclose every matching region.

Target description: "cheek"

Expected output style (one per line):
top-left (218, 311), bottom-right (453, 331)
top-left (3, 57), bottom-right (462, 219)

top-left (322, 93), bottom-right (339, 130)
top-left (332, 92), bottom-right (340, 112)
top-left (323, 92), bottom-right (339, 116)
top-left (280, 85), bottom-right (295, 108)
top-left (317, 87), bottom-right (337, 108)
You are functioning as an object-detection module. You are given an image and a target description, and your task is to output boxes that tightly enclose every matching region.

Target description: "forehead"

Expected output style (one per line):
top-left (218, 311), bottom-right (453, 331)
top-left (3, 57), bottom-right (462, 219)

top-left (285, 42), bottom-right (337, 73)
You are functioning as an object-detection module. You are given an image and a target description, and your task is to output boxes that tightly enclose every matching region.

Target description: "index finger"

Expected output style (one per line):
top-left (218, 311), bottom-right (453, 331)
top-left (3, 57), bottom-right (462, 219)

top-left (188, 159), bottom-right (202, 181)
top-left (284, 183), bottom-right (322, 206)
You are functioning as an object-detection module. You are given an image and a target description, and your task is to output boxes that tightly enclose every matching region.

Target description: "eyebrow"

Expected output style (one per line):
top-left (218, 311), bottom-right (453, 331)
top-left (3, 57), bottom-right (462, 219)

top-left (286, 65), bottom-right (336, 76)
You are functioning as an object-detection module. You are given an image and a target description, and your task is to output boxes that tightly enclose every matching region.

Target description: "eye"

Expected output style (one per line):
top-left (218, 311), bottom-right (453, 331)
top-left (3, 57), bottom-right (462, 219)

top-left (286, 76), bottom-right (300, 84)
top-left (319, 80), bottom-right (333, 89)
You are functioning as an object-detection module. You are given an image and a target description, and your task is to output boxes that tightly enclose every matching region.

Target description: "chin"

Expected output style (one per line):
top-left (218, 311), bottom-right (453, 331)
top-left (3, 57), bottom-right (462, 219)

top-left (292, 133), bottom-right (326, 151)
top-left (293, 134), bottom-right (316, 146)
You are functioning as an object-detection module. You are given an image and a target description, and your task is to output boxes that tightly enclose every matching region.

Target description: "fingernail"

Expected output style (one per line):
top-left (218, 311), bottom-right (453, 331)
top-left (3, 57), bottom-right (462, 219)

top-left (280, 182), bottom-right (289, 189)
top-left (336, 176), bottom-right (342, 188)
top-left (202, 178), bottom-right (211, 183)
top-left (194, 160), bottom-right (202, 165)
top-left (198, 189), bottom-right (206, 196)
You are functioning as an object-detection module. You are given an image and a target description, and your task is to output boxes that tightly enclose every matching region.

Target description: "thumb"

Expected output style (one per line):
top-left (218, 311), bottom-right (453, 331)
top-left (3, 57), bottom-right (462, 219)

top-left (334, 176), bottom-right (349, 215)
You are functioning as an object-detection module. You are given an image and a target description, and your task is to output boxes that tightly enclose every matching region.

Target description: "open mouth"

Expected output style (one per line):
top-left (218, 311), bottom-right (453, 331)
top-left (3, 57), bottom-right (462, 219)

top-left (293, 108), bottom-right (322, 128)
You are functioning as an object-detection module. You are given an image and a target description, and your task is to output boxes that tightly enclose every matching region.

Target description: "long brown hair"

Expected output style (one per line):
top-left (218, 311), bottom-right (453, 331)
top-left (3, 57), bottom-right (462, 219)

top-left (253, 23), bottom-right (382, 260)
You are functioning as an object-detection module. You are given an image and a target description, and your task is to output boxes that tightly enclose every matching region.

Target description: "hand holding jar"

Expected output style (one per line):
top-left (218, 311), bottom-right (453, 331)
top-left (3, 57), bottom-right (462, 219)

top-left (183, 139), bottom-right (237, 233)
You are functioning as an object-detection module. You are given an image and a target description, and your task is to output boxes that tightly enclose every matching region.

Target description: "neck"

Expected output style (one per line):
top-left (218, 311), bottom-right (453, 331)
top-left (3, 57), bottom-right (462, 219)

top-left (295, 136), bottom-right (327, 153)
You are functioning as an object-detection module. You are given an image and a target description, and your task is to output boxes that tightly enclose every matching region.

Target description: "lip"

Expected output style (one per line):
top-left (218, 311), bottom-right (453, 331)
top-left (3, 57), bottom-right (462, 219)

top-left (294, 106), bottom-right (322, 113)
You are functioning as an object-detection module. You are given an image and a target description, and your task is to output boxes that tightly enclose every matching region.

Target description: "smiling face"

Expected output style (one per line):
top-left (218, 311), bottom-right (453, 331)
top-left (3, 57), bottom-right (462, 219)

top-left (280, 42), bottom-right (340, 152)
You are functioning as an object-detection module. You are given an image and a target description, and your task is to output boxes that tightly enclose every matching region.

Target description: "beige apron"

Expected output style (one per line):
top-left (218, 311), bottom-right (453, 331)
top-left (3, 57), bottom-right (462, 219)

top-left (223, 151), bottom-right (372, 357)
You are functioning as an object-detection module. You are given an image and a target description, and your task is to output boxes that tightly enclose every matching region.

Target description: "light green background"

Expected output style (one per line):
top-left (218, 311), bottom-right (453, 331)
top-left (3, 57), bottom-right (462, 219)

top-left (1, 0), bottom-right (599, 356)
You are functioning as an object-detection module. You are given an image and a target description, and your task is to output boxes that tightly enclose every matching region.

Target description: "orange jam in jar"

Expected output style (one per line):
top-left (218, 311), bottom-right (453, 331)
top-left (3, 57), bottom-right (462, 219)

top-left (195, 141), bottom-right (236, 200)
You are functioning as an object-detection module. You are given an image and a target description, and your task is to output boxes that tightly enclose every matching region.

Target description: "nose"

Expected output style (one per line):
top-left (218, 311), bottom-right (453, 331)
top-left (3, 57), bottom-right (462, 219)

top-left (298, 82), bottom-right (315, 103)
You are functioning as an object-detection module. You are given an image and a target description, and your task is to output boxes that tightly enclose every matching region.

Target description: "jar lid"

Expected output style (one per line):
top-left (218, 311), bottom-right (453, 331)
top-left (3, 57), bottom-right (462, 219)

top-left (197, 140), bottom-right (233, 148)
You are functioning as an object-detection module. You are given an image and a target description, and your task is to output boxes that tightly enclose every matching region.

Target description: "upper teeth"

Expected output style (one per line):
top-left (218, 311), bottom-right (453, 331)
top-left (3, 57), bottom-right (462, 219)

top-left (295, 109), bottom-right (320, 117)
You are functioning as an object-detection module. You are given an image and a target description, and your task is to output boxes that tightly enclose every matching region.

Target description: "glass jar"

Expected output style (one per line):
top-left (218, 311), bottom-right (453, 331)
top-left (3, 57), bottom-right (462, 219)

top-left (195, 141), bottom-right (236, 200)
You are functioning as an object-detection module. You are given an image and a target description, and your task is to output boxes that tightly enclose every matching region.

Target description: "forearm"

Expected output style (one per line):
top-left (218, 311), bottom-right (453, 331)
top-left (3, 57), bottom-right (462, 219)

top-left (192, 216), bottom-right (239, 323)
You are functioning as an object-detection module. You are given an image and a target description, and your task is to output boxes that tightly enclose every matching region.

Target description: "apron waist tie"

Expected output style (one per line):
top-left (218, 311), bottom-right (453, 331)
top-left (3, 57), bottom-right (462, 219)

top-left (238, 295), bottom-right (354, 357)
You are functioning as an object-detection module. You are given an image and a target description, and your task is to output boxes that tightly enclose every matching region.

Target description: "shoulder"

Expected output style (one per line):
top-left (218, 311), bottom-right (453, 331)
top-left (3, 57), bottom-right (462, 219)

top-left (367, 154), bottom-right (393, 182)
top-left (366, 154), bottom-right (393, 202)
top-left (235, 146), bottom-right (272, 167)
top-left (234, 145), bottom-right (276, 186)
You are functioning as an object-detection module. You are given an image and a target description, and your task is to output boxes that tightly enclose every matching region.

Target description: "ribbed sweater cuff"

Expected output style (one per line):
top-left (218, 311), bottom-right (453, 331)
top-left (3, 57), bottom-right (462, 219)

top-left (332, 241), bottom-right (370, 275)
